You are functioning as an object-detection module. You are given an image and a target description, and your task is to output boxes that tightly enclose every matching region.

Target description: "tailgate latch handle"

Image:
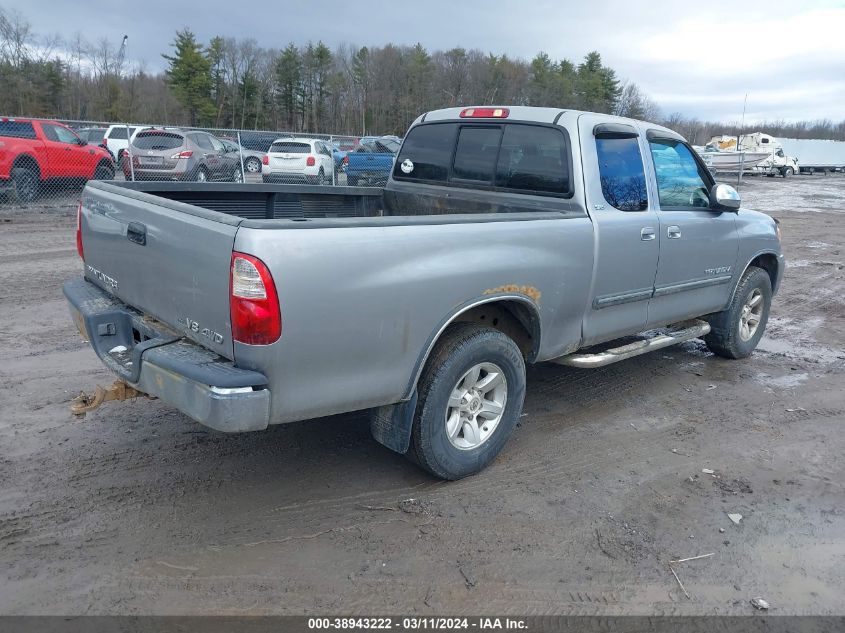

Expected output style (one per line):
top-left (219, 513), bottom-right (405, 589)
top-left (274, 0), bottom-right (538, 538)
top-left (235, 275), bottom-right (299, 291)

top-left (127, 222), bottom-right (147, 246)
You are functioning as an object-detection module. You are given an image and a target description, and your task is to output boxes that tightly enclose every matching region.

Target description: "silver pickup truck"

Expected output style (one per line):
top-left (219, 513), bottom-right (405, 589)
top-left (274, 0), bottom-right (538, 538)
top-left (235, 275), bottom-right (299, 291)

top-left (65, 106), bottom-right (783, 479)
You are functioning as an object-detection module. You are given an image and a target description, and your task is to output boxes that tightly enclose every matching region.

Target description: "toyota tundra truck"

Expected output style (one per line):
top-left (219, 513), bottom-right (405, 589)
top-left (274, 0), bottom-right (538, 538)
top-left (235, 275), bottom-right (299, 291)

top-left (64, 106), bottom-right (783, 480)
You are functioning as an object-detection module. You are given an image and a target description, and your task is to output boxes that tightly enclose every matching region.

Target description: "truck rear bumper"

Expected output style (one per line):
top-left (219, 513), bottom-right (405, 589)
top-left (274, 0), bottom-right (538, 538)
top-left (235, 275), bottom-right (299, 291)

top-left (63, 277), bottom-right (270, 433)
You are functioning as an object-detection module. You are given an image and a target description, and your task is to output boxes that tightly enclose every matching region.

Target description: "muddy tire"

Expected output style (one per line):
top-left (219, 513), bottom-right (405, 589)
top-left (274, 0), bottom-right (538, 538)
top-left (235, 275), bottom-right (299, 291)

top-left (705, 266), bottom-right (772, 359)
top-left (11, 167), bottom-right (39, 202)
top-left (409, 324), bottom-right (525, 480)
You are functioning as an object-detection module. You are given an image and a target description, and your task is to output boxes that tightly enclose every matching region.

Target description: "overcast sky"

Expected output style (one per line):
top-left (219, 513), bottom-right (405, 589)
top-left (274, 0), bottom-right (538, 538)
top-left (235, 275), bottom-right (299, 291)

top-left (22, 0), bottom-right (845, 122)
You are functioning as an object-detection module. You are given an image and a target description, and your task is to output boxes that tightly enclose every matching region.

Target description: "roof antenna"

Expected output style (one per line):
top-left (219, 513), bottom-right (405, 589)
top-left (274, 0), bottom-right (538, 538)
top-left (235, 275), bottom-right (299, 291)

top-left (737, 93), bottom-right (748, 186)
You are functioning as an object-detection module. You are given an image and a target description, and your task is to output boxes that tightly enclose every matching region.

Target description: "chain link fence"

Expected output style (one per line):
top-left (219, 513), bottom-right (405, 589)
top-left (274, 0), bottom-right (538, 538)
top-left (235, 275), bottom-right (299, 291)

top-left (0, 115), bottom-right (392, 211)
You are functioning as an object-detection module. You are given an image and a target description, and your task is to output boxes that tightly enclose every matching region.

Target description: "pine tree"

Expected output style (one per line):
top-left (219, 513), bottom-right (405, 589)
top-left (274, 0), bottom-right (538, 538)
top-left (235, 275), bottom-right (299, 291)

top-left (162, 29), bottom-right (214, 126)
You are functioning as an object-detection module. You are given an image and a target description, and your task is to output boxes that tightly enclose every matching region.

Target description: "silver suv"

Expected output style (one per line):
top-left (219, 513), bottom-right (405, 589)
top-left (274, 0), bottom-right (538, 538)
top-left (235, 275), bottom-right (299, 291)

top-left (125, 129), bottom-right (243, 182)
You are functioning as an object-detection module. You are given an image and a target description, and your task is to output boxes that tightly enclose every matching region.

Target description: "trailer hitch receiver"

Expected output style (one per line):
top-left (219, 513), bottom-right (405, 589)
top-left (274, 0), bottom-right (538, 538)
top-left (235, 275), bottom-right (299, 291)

top-left (70, 380), bottom-right (146, 417)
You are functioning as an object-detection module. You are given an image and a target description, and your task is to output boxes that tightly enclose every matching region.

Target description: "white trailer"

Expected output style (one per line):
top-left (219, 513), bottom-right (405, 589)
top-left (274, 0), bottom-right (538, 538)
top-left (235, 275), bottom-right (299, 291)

top-left (775, 138), bottom-right (845, 174)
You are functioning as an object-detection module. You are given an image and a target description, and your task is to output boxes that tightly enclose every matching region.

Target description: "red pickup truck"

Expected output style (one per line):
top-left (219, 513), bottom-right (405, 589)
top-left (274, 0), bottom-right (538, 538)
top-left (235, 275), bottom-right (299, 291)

top-left (0, 117), bottom-right (115, 202)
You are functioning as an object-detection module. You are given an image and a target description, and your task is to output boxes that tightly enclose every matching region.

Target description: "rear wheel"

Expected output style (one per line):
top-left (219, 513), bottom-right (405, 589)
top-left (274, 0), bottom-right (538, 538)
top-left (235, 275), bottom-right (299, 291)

top-left (317, 168), bottom-right (326, 185)
top-left (194, 167), bottom-right (209, 183)
top-left (11, 167), bottom-right (39, 202)
top-left (93, 162), bottom-right (114, 180)
top-left (245, 157), bottom-right (261, 174)
top-left (704, 266), bottom-right (772, 359)
top-left (409, 324), bottom-right (526, 480)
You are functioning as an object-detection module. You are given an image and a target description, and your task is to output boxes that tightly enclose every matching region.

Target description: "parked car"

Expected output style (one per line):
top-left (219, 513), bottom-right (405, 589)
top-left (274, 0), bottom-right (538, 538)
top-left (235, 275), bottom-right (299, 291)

top-left (102, 124), bottom-right (151, 167)
top-left (238, 131), bottom-right (285, 153)
top-left (0, 117), bottom-right (114, 202)
top-left (66, 105), bottom-right (783, 480)
top-left (218, 138), bottom-right (265, 176)
top-left (262, 137), bottom-right (334, 184)
top-left (343, 136), bottom-right (400, 186)
top-left (124, 128), bottom-right (243, 182)
top-left (76, 127), bottom-right (115, 162)
top-left (329, 138), bottom-right (359, 173)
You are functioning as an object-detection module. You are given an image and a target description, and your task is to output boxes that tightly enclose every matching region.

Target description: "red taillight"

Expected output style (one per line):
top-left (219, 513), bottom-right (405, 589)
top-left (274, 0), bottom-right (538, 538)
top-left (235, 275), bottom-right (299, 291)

top-left (459, 107), bottom-right (509, 119)
top-left (76, 201), bottom-right (84, 260)
top-left (170, 150), bottom-right (193, 159)
top-left (230, 252), bottom-right (281, 345)
top-left (306, 155), bottom-right (316, 167)
top-left (262, 154), bottom-right (269, 165)
top-left (342, 155), bottom-right (348, 166)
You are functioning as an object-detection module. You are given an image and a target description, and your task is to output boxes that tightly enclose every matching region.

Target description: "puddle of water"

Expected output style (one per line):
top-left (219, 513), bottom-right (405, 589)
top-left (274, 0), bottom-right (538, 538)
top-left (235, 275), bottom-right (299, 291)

top-left (754, 371), bottom-right (809, 388)
top-left (758, 336), bottom-right (845, 364)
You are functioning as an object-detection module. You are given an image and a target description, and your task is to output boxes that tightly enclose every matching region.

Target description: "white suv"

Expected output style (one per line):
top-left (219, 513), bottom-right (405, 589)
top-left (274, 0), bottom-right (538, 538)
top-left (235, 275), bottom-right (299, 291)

top-left (103, 124), bottom-right (152, 166)
top-left (262, 137), bottom-right (334, 185)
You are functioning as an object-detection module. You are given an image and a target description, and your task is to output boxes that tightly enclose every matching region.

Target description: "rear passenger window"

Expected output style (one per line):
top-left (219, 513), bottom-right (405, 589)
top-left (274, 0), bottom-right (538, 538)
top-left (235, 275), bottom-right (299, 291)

top-left (595, 137), bottom-right (648, 211)
top-left (452, 127), bottom-right (501, 182)
top-left (0, 121), bottom-right (36, 139)
top-left (496, 125), bottom-right (569, 194)
top-left (192, 134), bottom-right (214, 151)
top-left (393, 123), bottom-right (457, 182)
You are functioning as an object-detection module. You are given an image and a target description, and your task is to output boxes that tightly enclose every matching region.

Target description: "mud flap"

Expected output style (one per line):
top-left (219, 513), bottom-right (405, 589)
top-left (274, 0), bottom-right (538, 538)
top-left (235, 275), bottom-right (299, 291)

top-left (369, 391), bottom-right (418, 454)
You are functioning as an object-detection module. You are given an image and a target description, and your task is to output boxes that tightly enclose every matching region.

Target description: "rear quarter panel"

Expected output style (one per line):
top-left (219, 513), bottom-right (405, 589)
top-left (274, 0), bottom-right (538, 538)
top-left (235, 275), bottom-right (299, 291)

top-left (233, 216), bottom-right (594, 424)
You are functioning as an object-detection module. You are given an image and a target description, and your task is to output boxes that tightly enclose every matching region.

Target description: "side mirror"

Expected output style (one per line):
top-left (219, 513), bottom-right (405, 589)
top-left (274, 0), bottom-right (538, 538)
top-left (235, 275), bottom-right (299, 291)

top-left (710, 183), bottom-right (741, 211)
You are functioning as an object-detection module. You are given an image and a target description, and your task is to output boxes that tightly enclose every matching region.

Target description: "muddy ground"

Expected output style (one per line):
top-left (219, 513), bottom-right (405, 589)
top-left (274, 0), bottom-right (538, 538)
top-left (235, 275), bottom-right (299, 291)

top-left (0, 175), bottom-right (843, 616)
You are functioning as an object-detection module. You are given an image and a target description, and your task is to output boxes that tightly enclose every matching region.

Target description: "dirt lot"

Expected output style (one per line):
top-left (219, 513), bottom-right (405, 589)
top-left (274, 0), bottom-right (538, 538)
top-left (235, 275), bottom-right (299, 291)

top-left (0, 175), bottom-right (843, 616)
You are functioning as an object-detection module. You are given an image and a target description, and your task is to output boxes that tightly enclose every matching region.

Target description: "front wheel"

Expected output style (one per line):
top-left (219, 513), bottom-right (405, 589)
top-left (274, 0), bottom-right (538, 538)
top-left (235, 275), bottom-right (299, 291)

top-left (93, 163), bottom-right (114, 180)
top-left (782, 167), bottom-right (794, 178)
top-left (232, 167), bottom-right (244, 183)
top-left (704, 266), bottom-right (772, 359)
top-left (409, 324), bottom-right (526, 480)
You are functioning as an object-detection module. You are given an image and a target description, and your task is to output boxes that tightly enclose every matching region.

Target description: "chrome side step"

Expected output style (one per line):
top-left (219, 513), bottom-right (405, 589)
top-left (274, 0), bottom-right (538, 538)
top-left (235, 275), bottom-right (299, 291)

top-left (551, 319), bottom-right (711, 368)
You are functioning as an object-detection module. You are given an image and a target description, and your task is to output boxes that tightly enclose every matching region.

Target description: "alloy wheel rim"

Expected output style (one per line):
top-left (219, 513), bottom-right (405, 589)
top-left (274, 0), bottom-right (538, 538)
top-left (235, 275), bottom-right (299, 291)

top-left (445, 362), bottom-right (507, 451)
top-left (739, 288), bottom-right (764, 341)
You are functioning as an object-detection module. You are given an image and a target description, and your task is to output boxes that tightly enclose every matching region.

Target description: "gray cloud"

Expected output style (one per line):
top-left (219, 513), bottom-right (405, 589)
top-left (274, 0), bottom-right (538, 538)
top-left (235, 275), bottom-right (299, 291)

top-left (21, 0), bottom-right (845, 121)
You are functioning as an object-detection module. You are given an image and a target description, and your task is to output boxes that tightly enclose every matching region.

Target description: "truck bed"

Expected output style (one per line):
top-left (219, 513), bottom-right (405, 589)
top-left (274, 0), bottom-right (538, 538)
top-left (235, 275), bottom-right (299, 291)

top-left (116, 181), bottom-right (386, 220)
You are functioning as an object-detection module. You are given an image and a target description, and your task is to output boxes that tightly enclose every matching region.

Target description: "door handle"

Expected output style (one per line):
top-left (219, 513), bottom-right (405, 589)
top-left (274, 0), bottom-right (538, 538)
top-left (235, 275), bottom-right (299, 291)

top-left (127, 222), bottom-right (147, 246)
top-left (641, 227), bottom-right (656, 241)
top-left (667, 225), bottom-right (682, 239)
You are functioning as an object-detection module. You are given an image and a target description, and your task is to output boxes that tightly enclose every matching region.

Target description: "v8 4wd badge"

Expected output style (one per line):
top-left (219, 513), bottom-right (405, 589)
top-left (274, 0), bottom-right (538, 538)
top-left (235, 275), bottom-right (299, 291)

top-left (177, 317), bottom-right (224, 345)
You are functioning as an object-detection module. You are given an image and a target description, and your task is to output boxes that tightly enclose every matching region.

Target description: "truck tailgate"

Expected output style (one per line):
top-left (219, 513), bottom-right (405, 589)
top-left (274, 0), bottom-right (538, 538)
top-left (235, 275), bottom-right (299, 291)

top-left (79, 182), bottom-right (238, 359)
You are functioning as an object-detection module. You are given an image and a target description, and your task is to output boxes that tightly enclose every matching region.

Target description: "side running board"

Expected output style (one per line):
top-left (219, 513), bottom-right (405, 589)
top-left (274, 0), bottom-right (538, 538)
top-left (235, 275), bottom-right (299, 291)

top-left (552, 319), bottom-right (711, 368)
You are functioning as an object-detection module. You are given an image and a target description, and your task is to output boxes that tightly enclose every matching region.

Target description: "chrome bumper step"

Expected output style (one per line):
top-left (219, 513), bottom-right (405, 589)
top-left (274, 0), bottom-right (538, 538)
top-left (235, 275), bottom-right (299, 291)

top-left (551, 319), bottom-right (711, 368)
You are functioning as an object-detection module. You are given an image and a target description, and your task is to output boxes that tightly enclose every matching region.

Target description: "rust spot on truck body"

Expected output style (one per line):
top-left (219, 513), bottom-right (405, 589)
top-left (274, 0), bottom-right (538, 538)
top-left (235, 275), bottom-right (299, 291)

top-left (483, 285), bottom-right (542, 304)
